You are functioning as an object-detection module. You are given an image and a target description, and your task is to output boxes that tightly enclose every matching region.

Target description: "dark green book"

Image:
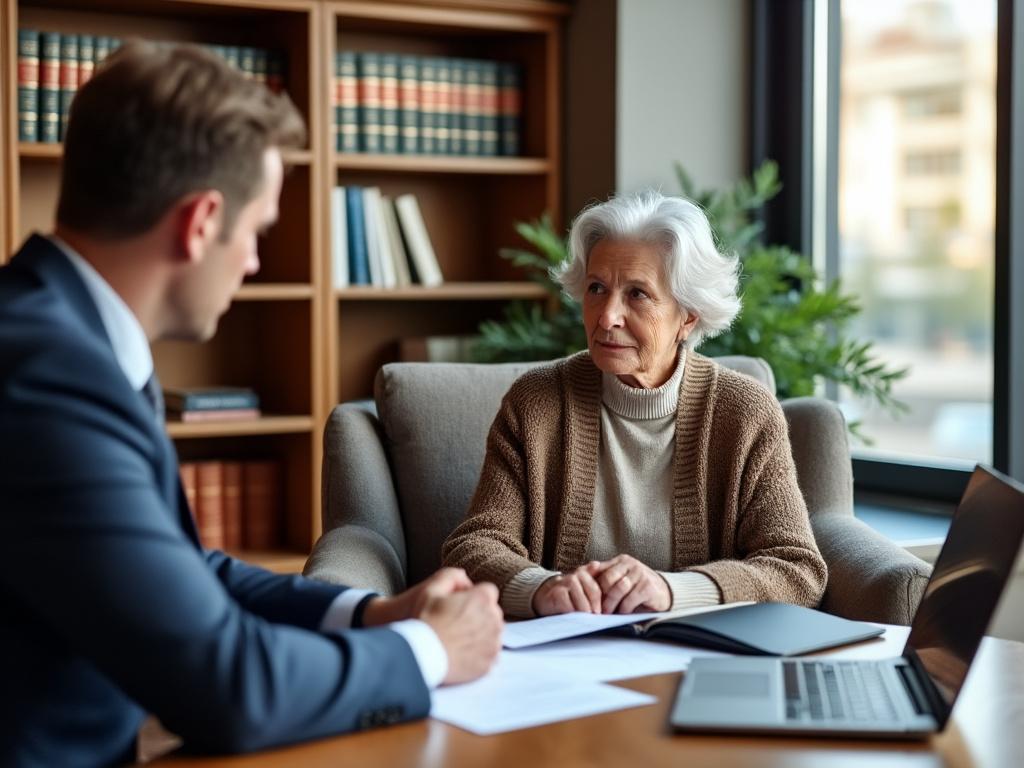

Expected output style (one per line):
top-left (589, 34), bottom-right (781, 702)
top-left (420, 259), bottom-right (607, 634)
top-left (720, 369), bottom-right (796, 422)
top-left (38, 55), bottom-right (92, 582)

top-left (17, 29), bottom-right (39, 142)
top-left (267, 50), bottom-right (285, 94)
top-left (434, 57), bottom-right (451, 155)
top-left (163, 387), bottom-right (260, 412)
top-left (38, 32), bottom-right (61, 143)
top-left (253, 48), bottom-right (269, 86)
top-left (338, 51), bottom-right (359, 153)
top-left (239, 47), bottom-right (256, 79)
top-left (93, 35), bottom-right (113, 68)
top-left (449, 58), bottom-right (465, 155)
top-left (398, 55), bottom-right (420, 154)
top-left (419, 56), bottom-right (438, 154)
top-left (78, 34), bottom-right (95, 86)
top-left (380, 53), bottom-right (400, 154)
top-left (358, 52), bottom-right (383, 153)
top-left (499, 62), bottom-right (522, 156)
top-left (480, 60), bottom-right (499, 156)
top-left (58, 33), bottom-right (79, 140)
top-left (462, 59), bottom-right (482, 156)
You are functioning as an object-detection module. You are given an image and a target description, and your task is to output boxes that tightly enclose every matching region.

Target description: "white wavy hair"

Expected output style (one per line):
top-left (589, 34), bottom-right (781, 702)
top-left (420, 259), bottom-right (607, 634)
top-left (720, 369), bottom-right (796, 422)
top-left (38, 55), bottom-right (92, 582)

top-left (553, 190), bottom-right (741, 349)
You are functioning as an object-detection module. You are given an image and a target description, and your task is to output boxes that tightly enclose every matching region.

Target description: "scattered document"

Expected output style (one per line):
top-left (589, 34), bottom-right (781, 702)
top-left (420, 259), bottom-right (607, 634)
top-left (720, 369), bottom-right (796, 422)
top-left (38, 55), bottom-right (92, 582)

top-left (502, 611), bottom-right (661, 649)
top-left (431, 652), bottom-right (656, 735)
top-left (508, 635), bottom-right (728, 683)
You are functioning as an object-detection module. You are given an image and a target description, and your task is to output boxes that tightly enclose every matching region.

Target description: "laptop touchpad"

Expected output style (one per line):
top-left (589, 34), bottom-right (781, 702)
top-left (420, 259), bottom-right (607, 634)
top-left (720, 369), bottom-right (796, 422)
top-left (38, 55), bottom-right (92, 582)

top-left (692, 672), bottom-right (772, 697)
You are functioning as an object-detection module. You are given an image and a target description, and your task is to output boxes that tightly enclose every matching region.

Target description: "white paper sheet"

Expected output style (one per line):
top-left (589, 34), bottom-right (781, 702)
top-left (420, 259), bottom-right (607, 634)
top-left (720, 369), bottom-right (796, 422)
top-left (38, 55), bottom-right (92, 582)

top-left (507, 635), bottom-right (729, 682)
top-left (501, 611), bottom-right (661, 649)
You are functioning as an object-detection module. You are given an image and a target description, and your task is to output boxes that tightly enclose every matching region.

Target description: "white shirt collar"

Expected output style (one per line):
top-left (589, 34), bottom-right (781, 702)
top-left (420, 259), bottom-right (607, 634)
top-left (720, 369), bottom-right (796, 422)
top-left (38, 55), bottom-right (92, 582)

top-left (49, 234), bottom-right (154, 391)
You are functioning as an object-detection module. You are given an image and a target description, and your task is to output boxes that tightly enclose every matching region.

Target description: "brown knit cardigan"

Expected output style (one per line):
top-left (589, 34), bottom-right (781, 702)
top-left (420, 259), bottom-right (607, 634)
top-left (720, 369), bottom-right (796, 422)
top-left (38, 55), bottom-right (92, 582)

top-left (441, 351), bottom-right (828, 607)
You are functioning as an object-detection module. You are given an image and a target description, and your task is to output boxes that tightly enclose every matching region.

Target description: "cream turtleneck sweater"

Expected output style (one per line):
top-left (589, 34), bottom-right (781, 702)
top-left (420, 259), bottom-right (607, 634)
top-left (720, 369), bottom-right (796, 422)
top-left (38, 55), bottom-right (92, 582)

top-left (501, 349), bottom-right (720, 617)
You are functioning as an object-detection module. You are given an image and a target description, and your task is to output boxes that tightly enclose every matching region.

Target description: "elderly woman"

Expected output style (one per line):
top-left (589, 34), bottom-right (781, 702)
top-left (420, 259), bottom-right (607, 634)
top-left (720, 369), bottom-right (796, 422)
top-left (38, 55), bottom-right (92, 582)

top-left (442, 191), bottom-right (827, 618)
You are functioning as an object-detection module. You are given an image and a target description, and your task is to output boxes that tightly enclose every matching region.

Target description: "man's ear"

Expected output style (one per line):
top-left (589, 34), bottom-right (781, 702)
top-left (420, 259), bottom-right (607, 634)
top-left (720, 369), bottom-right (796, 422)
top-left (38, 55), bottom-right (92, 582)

top-left (175, 190), bottom-right (224, 264)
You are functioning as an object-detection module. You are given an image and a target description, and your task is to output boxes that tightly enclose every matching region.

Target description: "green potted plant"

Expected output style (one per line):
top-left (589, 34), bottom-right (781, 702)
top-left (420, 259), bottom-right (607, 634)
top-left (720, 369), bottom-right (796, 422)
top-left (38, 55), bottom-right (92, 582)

top-left (472, 160), bottom-right (908, 438)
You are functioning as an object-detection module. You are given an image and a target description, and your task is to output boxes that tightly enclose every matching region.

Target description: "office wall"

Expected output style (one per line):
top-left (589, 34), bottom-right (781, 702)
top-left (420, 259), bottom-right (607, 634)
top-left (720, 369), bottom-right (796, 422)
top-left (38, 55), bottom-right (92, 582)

top-left (616, 0), bottom-right (749, 196)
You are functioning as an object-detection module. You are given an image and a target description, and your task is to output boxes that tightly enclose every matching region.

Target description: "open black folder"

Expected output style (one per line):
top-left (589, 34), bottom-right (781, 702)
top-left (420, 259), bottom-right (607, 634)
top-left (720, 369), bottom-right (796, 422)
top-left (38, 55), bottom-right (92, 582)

top-left (615, 602), bottom-right (884, 656)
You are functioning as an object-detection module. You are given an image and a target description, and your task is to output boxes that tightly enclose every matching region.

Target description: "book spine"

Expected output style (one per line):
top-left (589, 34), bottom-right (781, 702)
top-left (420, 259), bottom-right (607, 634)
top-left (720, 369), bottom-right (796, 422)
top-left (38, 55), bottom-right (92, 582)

top-left (58, 33), bottom-right (79, 141)
top-left (480, 61), bottom-right (500, 156)
top-left (434, 57), bottom-right (451, 155)
top-left (17, 30), bottom-right (39, 143)
top-left (463, 60), bottom-right (482, 157)
top-left (77, 35), bottom-right (95, 87)
top-left (419, 57), bottom-right (438, 155)
top-left (38, 32), bottom-right (61, 143)
top-left (358, 52), bottom-right (382, 154)
top-left (179, 462), bottom-right (198, 519)
top-left (243, 461), bottom-right (282, 550)
top-left (379, 53), bottom-right (400, 154)
top-left (345, 186), bottom-right (370, 285)
top-left (338, 51), bottom-right (359, 154)
top-left (395, 193), bottom-right (443, 287)
top-left (239, 47), bottom-right (257, 79)
top-left (165, 392), bottom-right (259, 411)
top-left (449, 58), bottom-right (465, 156)
top-left (331, 186), bottom-right (349, 288)
top-left (398, 55), bottom-right (420, 154)
top-left (266, 50), bottom-right (286, 94)
top-left (222, 461), bottom-right (244, 551)
top-left (499, 62), bottom-right (522, 157)
top-left (196, 461), bottom-right (226, 550)
top-left (94, 35), bottom-right (112, 69)
top-left (253, 48), bottom-right (269, 86)
top-left (169, 409), bottom-right (261, 423)
top-left (362, 186), bottom-right (386, 287)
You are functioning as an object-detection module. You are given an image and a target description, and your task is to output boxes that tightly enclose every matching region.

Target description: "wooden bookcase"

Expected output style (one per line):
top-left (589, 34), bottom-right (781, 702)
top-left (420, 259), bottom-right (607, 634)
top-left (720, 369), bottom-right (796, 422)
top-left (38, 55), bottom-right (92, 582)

top-left (1, 0), bottom-right (565, 572)
top-left (325, 0), bottom-right (565, 402)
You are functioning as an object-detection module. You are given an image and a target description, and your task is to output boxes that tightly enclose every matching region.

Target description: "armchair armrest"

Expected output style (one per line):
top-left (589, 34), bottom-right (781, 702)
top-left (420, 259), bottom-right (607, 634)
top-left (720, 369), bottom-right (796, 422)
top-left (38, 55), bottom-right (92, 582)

top-left (812, 514), bottom-right (932, 625)
top-left (303, 524), bottom-right (406, 595)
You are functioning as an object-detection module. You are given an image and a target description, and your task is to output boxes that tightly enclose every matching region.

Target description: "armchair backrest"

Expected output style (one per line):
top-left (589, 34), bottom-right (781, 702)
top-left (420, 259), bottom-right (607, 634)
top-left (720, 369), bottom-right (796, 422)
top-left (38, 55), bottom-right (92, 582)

top-left (372, 355), bottom-right (776, 585)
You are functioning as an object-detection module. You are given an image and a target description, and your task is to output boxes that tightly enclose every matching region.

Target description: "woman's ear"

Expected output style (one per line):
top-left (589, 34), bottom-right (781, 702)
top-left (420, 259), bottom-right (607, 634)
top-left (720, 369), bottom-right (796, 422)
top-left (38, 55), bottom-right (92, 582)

top-left (677, 311), bottom-right (700, 343)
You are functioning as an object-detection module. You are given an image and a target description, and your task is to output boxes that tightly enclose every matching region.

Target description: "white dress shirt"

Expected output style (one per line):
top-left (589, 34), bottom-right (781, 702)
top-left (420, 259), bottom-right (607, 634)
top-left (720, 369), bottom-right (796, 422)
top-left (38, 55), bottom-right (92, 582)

top-left (51, 235), bottom-right (448, 689)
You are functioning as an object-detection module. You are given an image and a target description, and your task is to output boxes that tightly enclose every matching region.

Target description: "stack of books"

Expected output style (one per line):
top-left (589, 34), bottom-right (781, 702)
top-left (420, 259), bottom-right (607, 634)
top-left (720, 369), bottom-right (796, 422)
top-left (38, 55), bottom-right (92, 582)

top-left (331, 189), bottom-right (443, 289)
top-left (17, 28), bottom-right (285, 143)
top-left (164, 387), bottom-right (261, 423)
top-left (179, 460), bottom-right (283, 551)
top-left (333, 51), bottom-right (522, 157)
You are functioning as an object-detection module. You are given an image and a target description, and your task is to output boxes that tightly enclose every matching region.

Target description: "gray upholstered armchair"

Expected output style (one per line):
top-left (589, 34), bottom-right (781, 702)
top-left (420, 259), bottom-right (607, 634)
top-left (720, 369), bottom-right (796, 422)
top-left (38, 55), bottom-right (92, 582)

top-left (304, 357), bottom-right (931, 625)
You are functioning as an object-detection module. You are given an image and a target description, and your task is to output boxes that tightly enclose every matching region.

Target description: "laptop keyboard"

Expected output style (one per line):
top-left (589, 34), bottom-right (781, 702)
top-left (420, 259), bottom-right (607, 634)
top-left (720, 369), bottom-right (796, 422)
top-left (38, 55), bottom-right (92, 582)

top-left (783, 660), bottom-right (899, 722)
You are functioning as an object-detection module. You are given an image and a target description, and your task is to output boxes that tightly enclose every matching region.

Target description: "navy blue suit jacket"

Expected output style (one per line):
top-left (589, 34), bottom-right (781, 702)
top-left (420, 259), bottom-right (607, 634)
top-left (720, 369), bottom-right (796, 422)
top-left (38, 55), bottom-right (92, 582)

top-left (0, 236), bottom-right (430, 767)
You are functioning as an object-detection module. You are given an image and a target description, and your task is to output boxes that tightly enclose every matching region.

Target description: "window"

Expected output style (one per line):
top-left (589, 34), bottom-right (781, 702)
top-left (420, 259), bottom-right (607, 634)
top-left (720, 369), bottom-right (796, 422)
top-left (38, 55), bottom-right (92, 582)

top-left (837, 0), bottom-right (995, 468)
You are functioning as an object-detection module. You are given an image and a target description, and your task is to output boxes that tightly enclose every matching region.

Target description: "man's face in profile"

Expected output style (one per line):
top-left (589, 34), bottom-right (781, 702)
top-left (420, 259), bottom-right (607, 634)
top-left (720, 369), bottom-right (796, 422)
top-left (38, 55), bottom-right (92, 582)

top-left (168, 148), bottom-right (283, 342)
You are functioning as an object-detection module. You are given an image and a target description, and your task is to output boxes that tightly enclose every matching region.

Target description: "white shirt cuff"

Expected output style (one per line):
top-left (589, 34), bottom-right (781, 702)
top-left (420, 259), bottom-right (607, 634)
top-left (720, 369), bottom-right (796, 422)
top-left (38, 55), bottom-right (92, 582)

top-left (388, 619), bottom-right (449, 690)
top-left (319, 588), bottom-right (375, 633)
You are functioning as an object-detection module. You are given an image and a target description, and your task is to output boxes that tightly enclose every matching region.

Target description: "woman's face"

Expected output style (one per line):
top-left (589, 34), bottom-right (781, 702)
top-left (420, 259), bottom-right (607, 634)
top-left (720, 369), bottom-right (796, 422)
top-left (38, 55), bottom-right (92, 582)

top-left (582, 238), bottom-right (698, 388)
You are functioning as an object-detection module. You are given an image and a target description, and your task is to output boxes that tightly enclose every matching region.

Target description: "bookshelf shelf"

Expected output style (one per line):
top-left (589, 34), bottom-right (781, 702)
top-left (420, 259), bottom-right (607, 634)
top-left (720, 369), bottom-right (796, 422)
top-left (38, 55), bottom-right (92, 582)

top-left (335, 281), bottom-right (548, 301)
top-left (229, 549), bottom-right (308, 575)
top-left (18, 143), bottom-right (313, 166)
top-left (166, 415), bottom-right (314, 440)
top-left (236, 283), bottom-right (314, 301)
top-left (334, 154), bottom-right (551, 175)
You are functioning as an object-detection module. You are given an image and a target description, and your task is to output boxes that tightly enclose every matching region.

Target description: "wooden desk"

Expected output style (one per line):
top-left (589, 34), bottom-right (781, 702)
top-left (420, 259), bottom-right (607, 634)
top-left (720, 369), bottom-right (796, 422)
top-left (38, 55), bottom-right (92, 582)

top-left (148, 628), bottom-right (1024, 768)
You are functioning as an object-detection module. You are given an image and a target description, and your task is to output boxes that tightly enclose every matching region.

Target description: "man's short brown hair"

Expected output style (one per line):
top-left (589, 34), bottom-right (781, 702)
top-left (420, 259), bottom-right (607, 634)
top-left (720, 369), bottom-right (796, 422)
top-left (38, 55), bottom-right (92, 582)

top-left (57, 40), bottom-right (306, 239)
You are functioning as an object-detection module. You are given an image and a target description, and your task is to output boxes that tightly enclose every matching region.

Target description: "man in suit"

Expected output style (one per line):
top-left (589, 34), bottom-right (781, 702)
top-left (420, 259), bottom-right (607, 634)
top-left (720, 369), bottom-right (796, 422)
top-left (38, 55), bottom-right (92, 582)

top-left (0, 41), bottom-right (503, 767)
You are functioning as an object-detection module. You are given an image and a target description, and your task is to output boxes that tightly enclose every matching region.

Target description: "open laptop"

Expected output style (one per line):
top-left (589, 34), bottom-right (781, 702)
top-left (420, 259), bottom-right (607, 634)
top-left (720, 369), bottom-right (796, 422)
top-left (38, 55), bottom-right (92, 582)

top-left (670, 464), bottom-right (1024, 738)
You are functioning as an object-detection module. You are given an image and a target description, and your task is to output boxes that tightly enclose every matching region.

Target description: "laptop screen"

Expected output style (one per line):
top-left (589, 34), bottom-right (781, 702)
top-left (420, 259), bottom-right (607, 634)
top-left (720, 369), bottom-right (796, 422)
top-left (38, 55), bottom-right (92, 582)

top-left (905, 465), bottom-right (1024, 724)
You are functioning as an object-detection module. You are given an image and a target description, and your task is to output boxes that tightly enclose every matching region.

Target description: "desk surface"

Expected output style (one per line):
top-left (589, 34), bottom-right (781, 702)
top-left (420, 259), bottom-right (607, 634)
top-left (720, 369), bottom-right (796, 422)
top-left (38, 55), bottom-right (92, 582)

top-left (148, 628), bottom-right (1024, 768)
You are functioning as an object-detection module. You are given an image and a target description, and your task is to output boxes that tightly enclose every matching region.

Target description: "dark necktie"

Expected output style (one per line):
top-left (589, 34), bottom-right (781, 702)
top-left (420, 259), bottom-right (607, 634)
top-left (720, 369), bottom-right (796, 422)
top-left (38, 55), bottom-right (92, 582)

top-left (141, 374), bottom-right (165, 426)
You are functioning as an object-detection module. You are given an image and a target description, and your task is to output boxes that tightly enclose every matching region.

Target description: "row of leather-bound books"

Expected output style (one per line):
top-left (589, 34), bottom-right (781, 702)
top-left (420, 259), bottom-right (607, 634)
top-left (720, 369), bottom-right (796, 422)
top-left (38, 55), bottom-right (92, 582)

top-left (179, 460), bottom-right (283, 551)
top-left (17, 27), bottom-right (285, 143)
top-left (333, 50), bottom-right (522, 157)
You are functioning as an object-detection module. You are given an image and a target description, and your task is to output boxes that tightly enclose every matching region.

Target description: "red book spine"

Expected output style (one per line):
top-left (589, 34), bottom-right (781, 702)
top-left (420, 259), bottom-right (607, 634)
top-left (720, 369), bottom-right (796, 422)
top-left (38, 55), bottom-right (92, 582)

top-left (195, 461), bottom-right (225, 550)
top-left (222, 461), bottom-right (244, 551)
top-left (243, 461), bottom-right (282, 550)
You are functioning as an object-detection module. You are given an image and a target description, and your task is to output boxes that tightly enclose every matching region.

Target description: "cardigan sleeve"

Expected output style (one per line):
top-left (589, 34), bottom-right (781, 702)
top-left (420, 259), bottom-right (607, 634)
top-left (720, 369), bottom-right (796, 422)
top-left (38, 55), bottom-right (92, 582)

top-left (441, 394), bottom-right (546, 590)
top-left (689, 401), bottom-right (828, 607)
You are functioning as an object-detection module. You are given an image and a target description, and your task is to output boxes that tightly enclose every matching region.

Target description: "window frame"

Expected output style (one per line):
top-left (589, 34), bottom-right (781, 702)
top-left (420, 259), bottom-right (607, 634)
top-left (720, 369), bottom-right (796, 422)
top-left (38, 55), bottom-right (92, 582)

top-left (750, 0), bottom-right (1024, 501)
